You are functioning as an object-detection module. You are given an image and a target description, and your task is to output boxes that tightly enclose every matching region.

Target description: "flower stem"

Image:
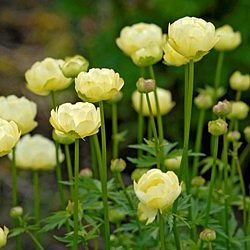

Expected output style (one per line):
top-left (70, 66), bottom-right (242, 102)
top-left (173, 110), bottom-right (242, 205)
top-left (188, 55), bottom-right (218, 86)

top-left (33, 171), bottom-right (40, 225)
top-left (240, 144), bottom-right (250, 166)
top-left (73, 139), bottom-right (79, 250)
top-left (26, 230), bottom-right (44, 250)
top-left (137, 93), bottom-right (144, 158)
top-left (159, 212), bottom-right (166, 250)
top-left (214, 51), bottom-right (224, 98)
top-left (11, 147), bottom-right (17, 206)
top-left (89, 137), bottom-right (98, 178)
top-left (64, 144), bottom-right (74, 196)
top-left (193, 109), bottom-right (205, 176)
top-left (112, 102), bottom-right (118, 159)
top-left (205, 136), bottom-right (219, 226)
top-left (99, 101), bottom-right (110, 250)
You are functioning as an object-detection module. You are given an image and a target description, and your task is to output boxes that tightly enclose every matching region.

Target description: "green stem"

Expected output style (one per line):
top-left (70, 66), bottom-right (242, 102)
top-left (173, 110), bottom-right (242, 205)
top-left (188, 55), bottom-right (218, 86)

top-left (205, 136), bottom-right (219, 226)
top-left (236, 91), bottom-right (241, 101)
top-left (112, 102), bottom-right (119, 159)
top-left (73, 139), bottom-right (80, 250)
top-left (193, 109), bottom-right (205, 176)
top-left (208, 242), bottom-right (213, 250)
top-left (26, 231), bottom-right (44, 250)
top-left (11, 147), bottom-right (17, 206)
top-left (51, 91), bottom-right (57, 108)
top-left (137, 93), bottom-right (144, 158)
top-left (214, 52), bottom-right (224, 98)
top-left (159, 212), bottom-right (166, 250)
top-left (89, 137), bottom-right (98, 178)
top-left (147, 117), bottom-right (152, 140)
top-left (99, 101), bottom-right (110, 250)
top-left (240, 144), bottom-right (250, 166)
top-left (65, 144), bottom-right (74, 197)
top-left (33, 171), bottom-right (40, 225)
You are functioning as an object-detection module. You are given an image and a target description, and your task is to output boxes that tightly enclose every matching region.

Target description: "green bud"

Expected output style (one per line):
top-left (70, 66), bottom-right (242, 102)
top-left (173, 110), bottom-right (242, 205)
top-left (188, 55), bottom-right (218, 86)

top-left (10, 206), bottom-right (23, 218)
top-left (136, 78), bottom-right (155, 93)
top-left (213, 100), bottom-right (232, 117)
top-left (194, 94), bottom-right (213, 109)
top-left (80, 168), bottom-right (93, 178)
top-left (244, 126), bottom-right (250, 143)
top-left (110, 158), bottom-right (126, 173)
top-left (199, 228), bottom-right (216, 242)
top-left (164, 156), bottom-right (182, 171)
top-left (52, 130), bottom-right (75, 145)
top-left (108, 208), bottom-right (125, 223)
top-left (227, 131), bottom-right (241, 142)
top-left (208, 119), bottom-right (228, 136)
top-left (228, 101), bottom-right (249, 120)
top-left (131, 168), bottom-right (148, 182)
top-left (191, 176), bottom-right (205, 187)
top-left (61, 55), bottom-right (89, 78)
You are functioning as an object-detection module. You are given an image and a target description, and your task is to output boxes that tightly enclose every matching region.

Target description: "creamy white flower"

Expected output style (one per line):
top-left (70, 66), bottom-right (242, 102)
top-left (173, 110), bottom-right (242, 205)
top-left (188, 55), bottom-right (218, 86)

top-left (75, 68), bottom-right (124, 103)
top-left (0, 95), bottom-right (37, 135)
top-left (50, 102), bottom-right (101, 139)
top-left (0, 226), bottom-right (9, 248)
top-left (116, 23), bottom-right (163, 66)
top-left (9, 134), bottom-right (64, 170)
top-left (132, 87), bottom-right (175, 116)
top-left (25, 57), bottom-right (72, 96)
top-left (164, 17), bottom-right (218, 65)
top-left (0, 118), bottom-right (20, 157)
top-left (229, 71), bottom-right (250, 91)
top-left (214, 25), bottom-right (241, 51)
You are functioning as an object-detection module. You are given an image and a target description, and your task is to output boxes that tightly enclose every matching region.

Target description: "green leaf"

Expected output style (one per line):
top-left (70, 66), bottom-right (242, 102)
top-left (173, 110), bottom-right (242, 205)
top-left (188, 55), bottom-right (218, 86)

top-left (127, 155), bottom-right (157, 167)
top-left (9, 227), bottom-right (25, 237)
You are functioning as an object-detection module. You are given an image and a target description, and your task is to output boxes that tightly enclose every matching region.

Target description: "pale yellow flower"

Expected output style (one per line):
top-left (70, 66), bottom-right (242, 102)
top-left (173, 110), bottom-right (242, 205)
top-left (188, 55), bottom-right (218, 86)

top-left (134, 169), bottom-right (181, 224)
top-left (137, 202), bottom-right (158, 225)
top-left (132, 87), bottom-right (175, 116)
top-left (9, 134), bottom-right (64, 171)
top-left (0, 226), bottom-right (9, 248)
top-left (25, 57), bottom-right (72, 96)
top-left (0, 95), bottom-right (37, 134)
top-left (229, 71), bottom-right (250, 91)
top-left (116, 23), bottom-right (163, 66)
top-left (0, 118), bottom-right (20, 157)
top-left (75, 68), bottom-right (124, 103)
top-left (164, 17), bottom-right (218, 65)
top-left (214, 25), bottom-right (241, 51)
top-left (227, 101), bottom-right (249, 120)
top-left (50, 102), bottom-right (101, 139)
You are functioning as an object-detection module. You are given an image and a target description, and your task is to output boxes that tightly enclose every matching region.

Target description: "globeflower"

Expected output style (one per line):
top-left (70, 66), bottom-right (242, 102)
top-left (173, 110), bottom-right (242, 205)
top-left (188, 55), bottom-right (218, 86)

top-left (50, 102), bottom-right (101, 139)
top-left (214, 25), bottom-right (241, 51)
top-left (8, 134), bottom-right (64, 170)
top-left (229, 71), bottom-right (250, 92)
top-left (116, 23), bottom-right (163, 67)
top-left (132, 87), bottom-right (175, 116)
top-left (0, 226), bottom-right (9, 248)
top-left (0, 95), bottom-right (37, 134)
top-left (227, 101), bottom-right (249, 120)
top-left (25, 57), bottom-right (72, 96)
top-left (134, 169), bottom-right (181, 224)
top-left (163, 16), bottom-right (218, 65)
top-left (75, 68), bottom-right (124, 103)
top-left (0, 118), bottom-right (20, 157)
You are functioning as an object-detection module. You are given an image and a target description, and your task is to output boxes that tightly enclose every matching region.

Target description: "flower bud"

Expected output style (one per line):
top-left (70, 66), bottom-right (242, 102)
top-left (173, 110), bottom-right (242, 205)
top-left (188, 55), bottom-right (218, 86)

top-left (52, 130), bottom-right (75, 145)
top-left (164, 156), bottom-right (182, 171)
top-left (136, 78), bottom-right (155, 93)
top-left (191, 176), bottom-right (205, 187)
top-left (61, 55), bottom-right (89, 78)
top-left (110, 158), bottom-right (126, 173)
top-left (108, 208), bottom-right (125, 223)
top-left (79, 168), bottom-right (93, 178)
top-left (66, 200), bottom-right (83, 217)
top-left (227, 131), bottom-right (241, 142)
top-left (199, 228), bottom-right (216, 242)
top-left (108, 92), bottom-right (123, 104)
top-left (227, 101), bottom-right (249, 120)
top-left (208, 119), bottom-right (228, 136)
top-left (10, 206), bottom-right (23, 218)
top-left (213, 100), bottom-right (232, 117)
top-left (194, 94), bottom-right (213, 110)
top-left (131, 168), bottom-right (148, 182)
top-left (244, 126), bottom-right (250, 143)
top-left (229, 71), bottom-right (250, 92)
top-left (0, 226), bottom-right (9, 248)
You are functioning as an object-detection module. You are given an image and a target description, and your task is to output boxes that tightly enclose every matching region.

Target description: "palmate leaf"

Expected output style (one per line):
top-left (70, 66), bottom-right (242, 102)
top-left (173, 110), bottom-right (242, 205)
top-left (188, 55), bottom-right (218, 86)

top-left (9, 227), bottom-right (25, 237)
top-left (127, 155), bottom-right (157, 167)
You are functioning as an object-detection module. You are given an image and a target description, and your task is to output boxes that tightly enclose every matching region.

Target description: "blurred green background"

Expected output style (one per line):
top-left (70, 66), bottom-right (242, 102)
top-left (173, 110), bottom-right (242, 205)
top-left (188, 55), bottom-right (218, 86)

top-left (0, 0), bottom-right (249, 248)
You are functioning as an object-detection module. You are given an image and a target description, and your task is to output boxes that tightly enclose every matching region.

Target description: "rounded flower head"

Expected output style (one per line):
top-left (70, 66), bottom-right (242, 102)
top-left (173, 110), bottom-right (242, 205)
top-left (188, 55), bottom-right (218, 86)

top-left (75, 68), bottom-right (124, 103)
top-left (9, 134), bottom-right (64, 171)
top-left (132, 87), bottom-right (175, 116)
top-left (0, 118), bottom-right (20, 157)
top-left (194, 93), bottom-right (213, 110)
top-left (0, 226), bottom-right (9, 248)
top-left (208, 118), bottom-right (228, 136)
top-left (214, 25), bottom-right (241, 51)
top-left (116, 23), bottom-right (163, 67)
top-left (25, 57), bottom-right (72, 96)
top-left (164, 17), bottom-right (218, 65)
top-left (134, 169), bottom-right (181, 224)
top-left (229, 71), bottom-right (250, 92)
top-left (227, 101), bottom-right (249, 120)
top-left (0, 95), bottom-right (37, 134)
top-left (50, 102), bottom-right (101, 139)
top-left (164, 156), bottom-right (182, 171)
